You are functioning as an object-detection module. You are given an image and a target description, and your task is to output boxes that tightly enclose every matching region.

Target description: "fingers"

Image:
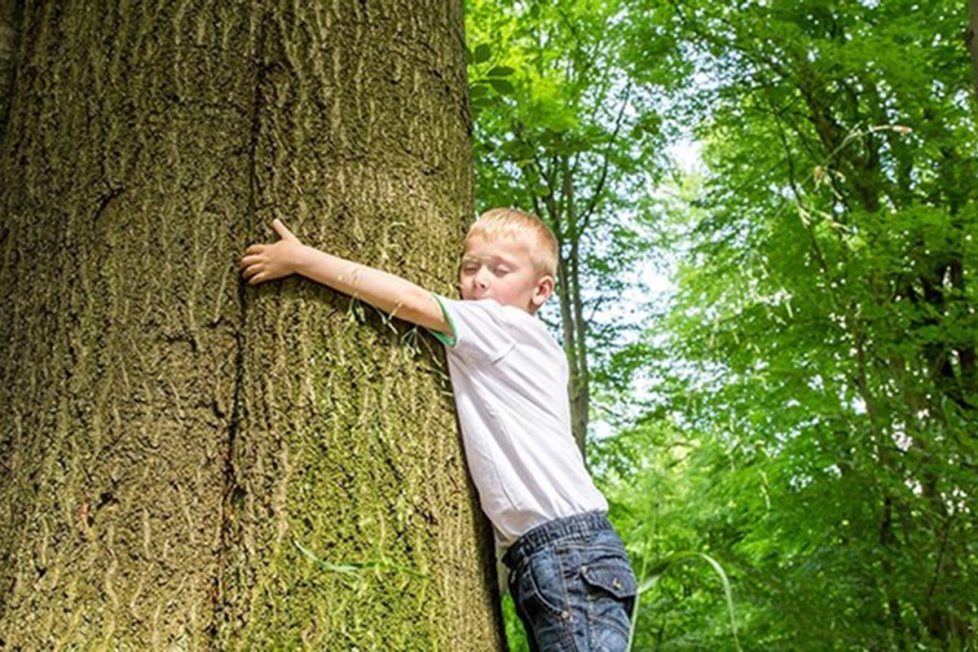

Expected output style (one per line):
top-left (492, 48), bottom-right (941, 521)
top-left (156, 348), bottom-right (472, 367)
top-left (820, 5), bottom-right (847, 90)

top-left (239, 254), bottom-right (263, 269)
top-left (240, 259), bottom-right (266, 285)
top-left (272, 218), bottom-right (293, 240)
top-left (241, 262), bottom-right (263, 278)
top-left (241, 231), bottom-right (285, 285)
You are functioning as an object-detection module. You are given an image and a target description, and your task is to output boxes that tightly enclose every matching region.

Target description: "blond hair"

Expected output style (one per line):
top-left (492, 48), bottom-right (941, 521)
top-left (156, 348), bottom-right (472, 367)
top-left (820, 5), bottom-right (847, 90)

top-left (464, 207), bottom-right (559, 278)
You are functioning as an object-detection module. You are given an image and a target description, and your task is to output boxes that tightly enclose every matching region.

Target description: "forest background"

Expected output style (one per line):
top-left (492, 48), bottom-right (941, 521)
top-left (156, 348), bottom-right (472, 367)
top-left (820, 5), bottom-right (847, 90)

top-left (0, 0), bottom-right (975, 649)
top-left (466, 0), bottom-right (978, 649)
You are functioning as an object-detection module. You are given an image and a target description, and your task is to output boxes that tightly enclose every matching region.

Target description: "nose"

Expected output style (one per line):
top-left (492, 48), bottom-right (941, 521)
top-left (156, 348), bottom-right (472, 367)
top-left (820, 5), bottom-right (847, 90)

top-left (474, 267), bottom-right (491, 289)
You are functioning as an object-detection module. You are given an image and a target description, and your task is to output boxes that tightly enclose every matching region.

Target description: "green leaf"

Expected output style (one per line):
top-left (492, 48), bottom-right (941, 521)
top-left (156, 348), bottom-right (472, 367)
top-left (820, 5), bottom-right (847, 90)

top-left (488, 78), bottom-right (515, 94)
top-left (487, 65), bottom-right (515, 77)
top-left (473, 43), bottom-right (491, 64)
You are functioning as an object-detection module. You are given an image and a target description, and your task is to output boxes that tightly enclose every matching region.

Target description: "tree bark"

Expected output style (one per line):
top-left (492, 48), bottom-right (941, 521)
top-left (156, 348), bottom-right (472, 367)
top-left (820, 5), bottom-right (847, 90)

top-left (542, 152), bottom-right (590, 458)
top-left (0, 0), bottom-right (22, 142)
top-left (564, 164), bottom-right (590, 457)
top-left (0, 1), bottom-right (503, 649)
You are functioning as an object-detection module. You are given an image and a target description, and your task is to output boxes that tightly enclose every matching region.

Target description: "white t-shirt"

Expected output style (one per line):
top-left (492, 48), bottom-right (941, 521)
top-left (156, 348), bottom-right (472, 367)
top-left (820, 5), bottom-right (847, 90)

top-left (430, 296), bottom-right (608, 547)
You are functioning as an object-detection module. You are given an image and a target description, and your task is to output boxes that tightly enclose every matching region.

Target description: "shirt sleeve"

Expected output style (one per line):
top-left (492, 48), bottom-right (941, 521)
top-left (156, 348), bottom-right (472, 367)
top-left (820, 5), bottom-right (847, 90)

top-left (428, 295), bottom-right (516, 364)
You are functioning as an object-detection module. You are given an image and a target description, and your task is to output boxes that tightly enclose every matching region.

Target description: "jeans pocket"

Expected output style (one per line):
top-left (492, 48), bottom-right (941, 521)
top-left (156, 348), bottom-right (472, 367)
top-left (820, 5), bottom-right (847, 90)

top-left (580, 556), bottom-right (637, 601)
top-left (516, 549), bottom-right (567, 620)
top-left (580, 553), bottom-right (637, 644)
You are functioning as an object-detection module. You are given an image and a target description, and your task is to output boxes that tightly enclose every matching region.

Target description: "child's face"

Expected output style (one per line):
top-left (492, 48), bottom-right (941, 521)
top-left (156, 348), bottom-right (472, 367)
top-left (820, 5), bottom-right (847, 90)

top-left (457, 234), bottom-right (554, 313)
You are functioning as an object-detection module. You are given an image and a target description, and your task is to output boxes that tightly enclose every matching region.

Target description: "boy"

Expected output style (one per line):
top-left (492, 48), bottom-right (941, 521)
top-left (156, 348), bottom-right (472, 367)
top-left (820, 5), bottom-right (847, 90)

top-left (239, 208), bottom-right (637, 651)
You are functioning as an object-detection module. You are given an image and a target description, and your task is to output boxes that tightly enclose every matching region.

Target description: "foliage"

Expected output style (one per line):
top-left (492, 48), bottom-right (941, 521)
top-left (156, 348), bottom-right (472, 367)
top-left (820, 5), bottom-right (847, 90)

top-left (615, 0), bottom-right (978, 648)
top-left (466, 0), bottom-right (667, 449)
top-left (468, 0), bottom-right (978, 649)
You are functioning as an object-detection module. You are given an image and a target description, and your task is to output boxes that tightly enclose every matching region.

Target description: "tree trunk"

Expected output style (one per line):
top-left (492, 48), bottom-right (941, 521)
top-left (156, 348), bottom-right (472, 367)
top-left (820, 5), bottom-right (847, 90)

top-left (542, 152), bottom-right (590, 458)
top-left (0, 1), bottom-right (504, 649)
top-left (566, 208), bottom-right (590, 457)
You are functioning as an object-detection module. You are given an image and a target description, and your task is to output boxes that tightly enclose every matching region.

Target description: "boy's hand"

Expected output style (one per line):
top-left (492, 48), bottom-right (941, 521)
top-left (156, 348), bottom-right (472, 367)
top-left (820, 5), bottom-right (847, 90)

top-left (239, 219), bottom-right (306, 285)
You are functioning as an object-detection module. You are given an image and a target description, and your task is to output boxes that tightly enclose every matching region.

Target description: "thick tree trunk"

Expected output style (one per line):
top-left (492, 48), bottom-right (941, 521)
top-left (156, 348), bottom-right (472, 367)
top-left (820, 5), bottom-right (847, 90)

top-left (0, 1), bottom-right (504, 649)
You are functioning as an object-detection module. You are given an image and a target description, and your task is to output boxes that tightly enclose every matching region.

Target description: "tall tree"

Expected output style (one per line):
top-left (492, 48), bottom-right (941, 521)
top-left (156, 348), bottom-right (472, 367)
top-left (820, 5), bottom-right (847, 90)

top-left (467, 0), bottom-right (661, 455)
top-left (0, 1), bottom-right (503, 648)
top-left (621, 0), bottom-right (978, 647)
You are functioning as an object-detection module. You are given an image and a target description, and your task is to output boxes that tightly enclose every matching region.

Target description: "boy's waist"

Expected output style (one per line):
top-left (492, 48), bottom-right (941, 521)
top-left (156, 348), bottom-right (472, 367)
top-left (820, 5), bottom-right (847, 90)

top-left (501, 510), bottom-right (612, 571)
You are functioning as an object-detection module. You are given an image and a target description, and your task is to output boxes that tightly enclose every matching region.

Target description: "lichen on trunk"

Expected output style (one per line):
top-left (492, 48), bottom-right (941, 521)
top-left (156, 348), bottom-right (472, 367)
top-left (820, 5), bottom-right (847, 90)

top-left (0, 1), bottom-right (503, 649)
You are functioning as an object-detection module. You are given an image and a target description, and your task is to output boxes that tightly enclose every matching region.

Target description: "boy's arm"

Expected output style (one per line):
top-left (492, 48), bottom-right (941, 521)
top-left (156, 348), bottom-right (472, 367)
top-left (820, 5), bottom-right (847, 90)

top-left (239, 219), bottom-right (451, 335)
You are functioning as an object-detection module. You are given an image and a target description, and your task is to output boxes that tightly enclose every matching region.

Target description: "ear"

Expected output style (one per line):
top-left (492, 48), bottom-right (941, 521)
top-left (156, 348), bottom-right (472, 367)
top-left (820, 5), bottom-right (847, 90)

top-left (531, 275), bottom-right (555, 308)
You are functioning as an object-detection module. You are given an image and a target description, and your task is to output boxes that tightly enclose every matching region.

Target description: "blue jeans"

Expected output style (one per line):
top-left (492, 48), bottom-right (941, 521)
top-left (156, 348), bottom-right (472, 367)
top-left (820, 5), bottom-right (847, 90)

top-left (503, 511), bottom-right (638, 651)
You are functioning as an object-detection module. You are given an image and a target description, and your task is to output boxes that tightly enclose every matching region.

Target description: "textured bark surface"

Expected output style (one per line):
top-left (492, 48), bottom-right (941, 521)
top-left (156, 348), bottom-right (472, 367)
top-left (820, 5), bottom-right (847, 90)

top-left (0, 1), bottom-right (503, 649)
top-left (0, 0), bottom-right (20, 140)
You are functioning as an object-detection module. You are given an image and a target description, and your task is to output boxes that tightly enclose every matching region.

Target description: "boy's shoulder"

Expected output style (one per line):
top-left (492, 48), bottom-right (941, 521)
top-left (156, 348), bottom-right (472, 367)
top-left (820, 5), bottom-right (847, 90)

top-left (434, 296), bottom-right (563, 366)
top-left (450, 297), bottom-right (549, 339)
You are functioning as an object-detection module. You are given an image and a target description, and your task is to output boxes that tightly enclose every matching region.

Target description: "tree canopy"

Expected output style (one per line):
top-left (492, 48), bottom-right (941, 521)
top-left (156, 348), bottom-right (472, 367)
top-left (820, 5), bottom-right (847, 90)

top-left (468, 0), bottom-right (978, 648)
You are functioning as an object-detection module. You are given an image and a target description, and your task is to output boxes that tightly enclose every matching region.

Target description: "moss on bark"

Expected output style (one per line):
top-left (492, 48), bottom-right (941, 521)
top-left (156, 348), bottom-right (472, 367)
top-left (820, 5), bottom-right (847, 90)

top-left (0, 2), bottom-right (502, 649)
